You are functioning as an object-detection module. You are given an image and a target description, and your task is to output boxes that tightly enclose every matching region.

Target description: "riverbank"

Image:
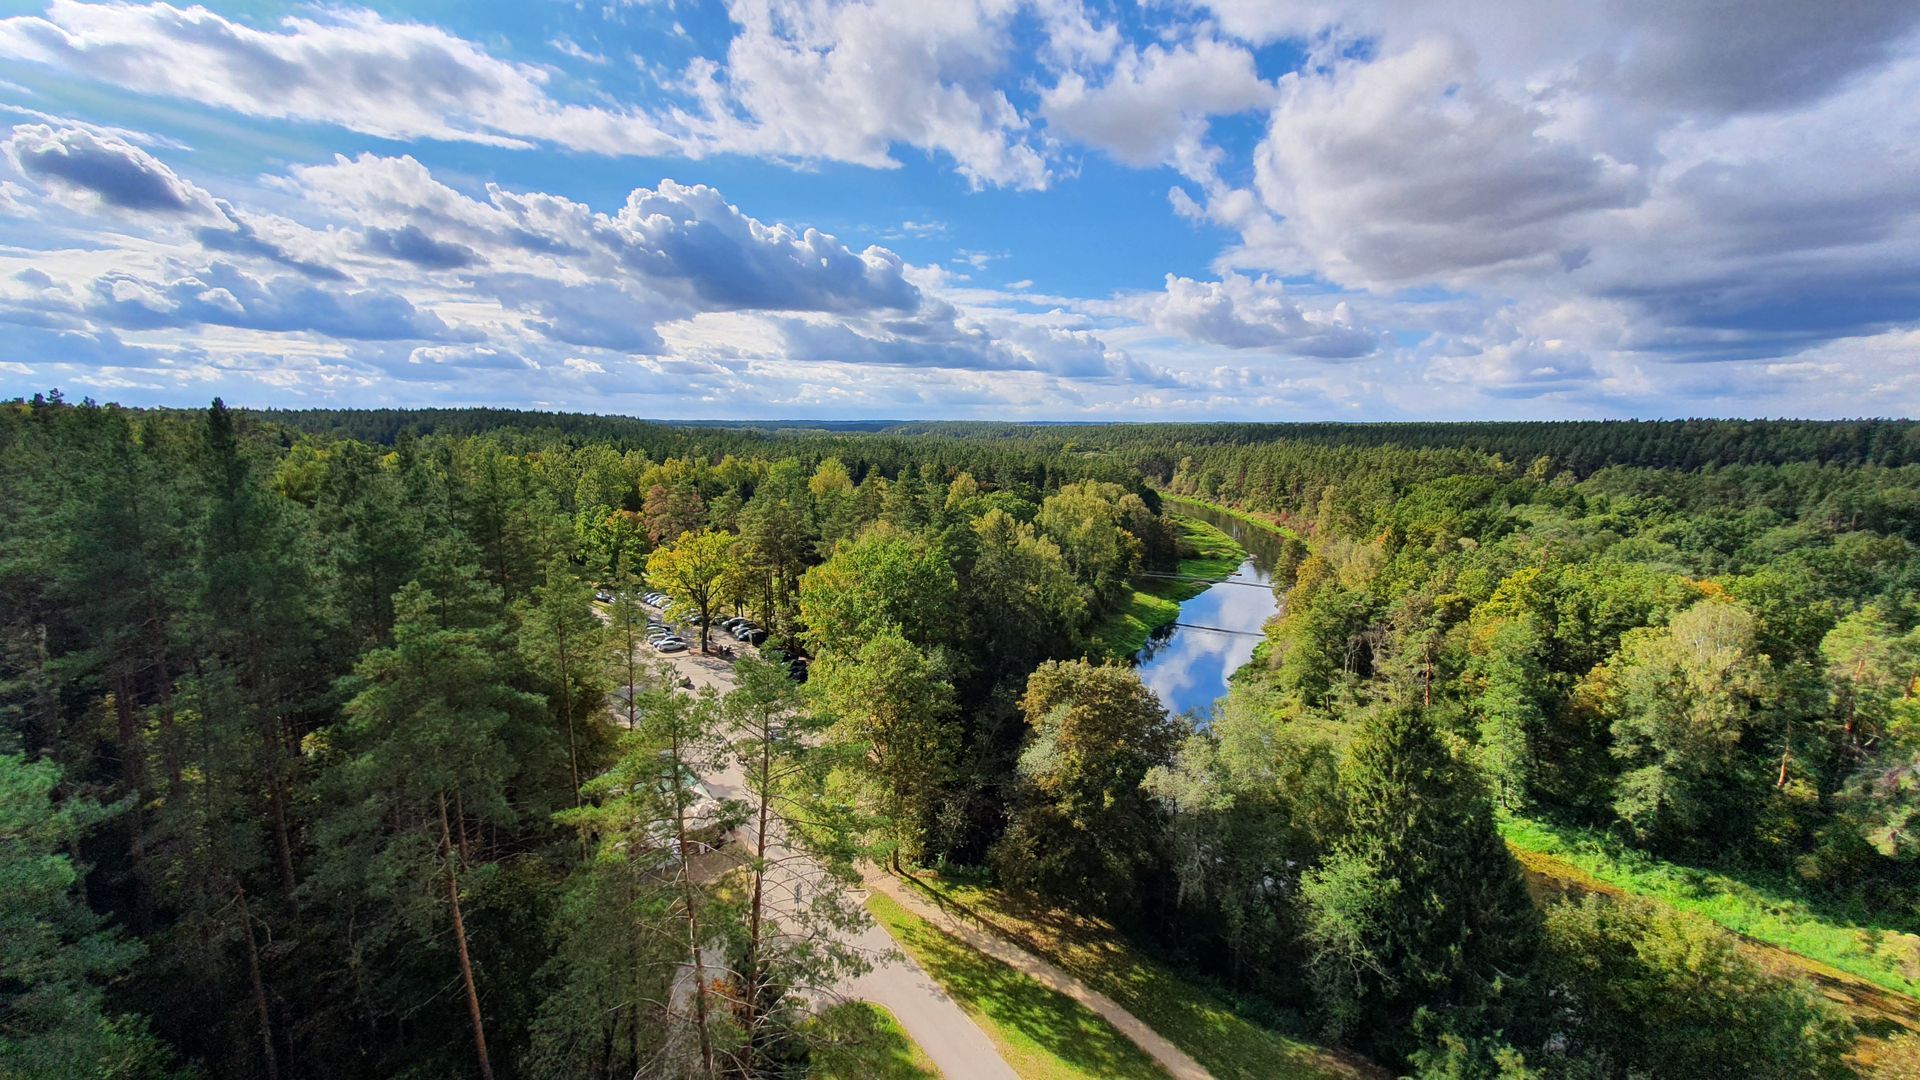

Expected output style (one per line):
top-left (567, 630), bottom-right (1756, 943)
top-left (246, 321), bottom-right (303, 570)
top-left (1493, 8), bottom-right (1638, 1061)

top-left (1503, 815), bottom-right (1920, 1000)
top-left (1088, 516), bottom-right (1243, 661)
top-left (1157, 492), bottom-right (1304, 541)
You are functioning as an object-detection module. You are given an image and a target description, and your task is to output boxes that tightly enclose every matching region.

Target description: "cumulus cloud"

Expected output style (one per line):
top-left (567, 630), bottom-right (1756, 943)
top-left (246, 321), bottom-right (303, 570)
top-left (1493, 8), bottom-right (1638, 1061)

top-left (1135, 275), bottom-right (1379, 359)
top-left (1251, 38), bottom-right (1643, 286)
top-left (6, 1), bottom-right (1920, 416)
top-left (1179, 1), bottom-right (1920, 379)
top-left (607, 181), bottom-right (922, 312)
top-left (195, 205), bottom-right (347, 281)
top-left (85, 263), bottom-right (461, 341)
top-left (4, 122), bottom-right (217, 217)
top-left (0, 0), bottom-right (1060, 188)
top-left (291, 154), bottom-right (926, 319)
top-left (365, 224), bottom-right (483, 270)
top-left (1041, 35), bottom-right (1272, 177)
top-left (0, 1), bottom-right (678, 155)
top-left (682, 0), bottom-right (1050, 189)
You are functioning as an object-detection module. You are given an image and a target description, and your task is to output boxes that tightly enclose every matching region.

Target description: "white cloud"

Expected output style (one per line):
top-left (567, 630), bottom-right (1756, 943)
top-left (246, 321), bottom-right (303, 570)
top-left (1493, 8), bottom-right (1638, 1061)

top-left (1041, 35), bottom-right (1272, 178)
top-left (681, 0), bottom-right (1050, 189)
top-left (1131, 274), bottom-right (1379, 359)
top-left (0, 2), bottom-right (679, 155)
top-left (1251, 37), bottom-right (1643, 287)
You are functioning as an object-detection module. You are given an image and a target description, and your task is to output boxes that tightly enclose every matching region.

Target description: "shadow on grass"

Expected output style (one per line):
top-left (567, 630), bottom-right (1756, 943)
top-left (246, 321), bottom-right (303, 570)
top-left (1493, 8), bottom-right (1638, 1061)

top-left (807, 1002), bottom-right (937, 1080)
top-left (875, 894), bottom-right (1167, 1080)
top-left (899, 872), bottom-right (1382, 1080)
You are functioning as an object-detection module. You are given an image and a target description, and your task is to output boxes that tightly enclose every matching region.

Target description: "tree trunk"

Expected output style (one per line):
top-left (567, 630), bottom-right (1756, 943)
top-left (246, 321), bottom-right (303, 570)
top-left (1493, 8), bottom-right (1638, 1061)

top-left (556, 626), bottom-right (582, 808)
top-left (670, 730), bottom-right (715, 1076)
top-left (740, 724), bottom-right (775, 1074)
top-left (236, 886), bottom-right (281, 1080)
top-left (439, 794), bottom-right (494, 1080)
top-left (267, 770), bottom-right (299, 901)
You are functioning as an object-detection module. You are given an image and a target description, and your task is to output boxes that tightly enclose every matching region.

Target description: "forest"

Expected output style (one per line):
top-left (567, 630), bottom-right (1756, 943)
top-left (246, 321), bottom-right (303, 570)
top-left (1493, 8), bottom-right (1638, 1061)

top-left (3, 395), bottom-right (1916, 1079)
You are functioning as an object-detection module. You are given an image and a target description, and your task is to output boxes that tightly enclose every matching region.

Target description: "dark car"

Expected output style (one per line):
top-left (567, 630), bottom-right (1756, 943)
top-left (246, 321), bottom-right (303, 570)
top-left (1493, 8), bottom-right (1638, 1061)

top-left (736, 627), bottom-right (769, 646)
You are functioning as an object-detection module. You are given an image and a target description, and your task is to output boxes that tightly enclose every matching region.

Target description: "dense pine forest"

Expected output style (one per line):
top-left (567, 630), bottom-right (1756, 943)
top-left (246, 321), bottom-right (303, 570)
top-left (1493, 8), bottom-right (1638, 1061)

top-left (4, 395), bottom-right (1916, 1079)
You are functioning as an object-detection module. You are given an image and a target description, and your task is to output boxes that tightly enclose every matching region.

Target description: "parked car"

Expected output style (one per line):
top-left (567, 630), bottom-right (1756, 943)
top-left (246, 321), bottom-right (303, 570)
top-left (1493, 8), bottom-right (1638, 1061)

top-left (736, 627), bottom-right (768, 646)
top-left (719, 617), bottom-right (749, 631)
top-left (593, 589), bottom-right (613, 603)
top-left (786, 657), bottom-right (809, 683)
top-left (653, 638), bottom-right (687, 653)
top-left (641, 764), bottom-right (730, 855)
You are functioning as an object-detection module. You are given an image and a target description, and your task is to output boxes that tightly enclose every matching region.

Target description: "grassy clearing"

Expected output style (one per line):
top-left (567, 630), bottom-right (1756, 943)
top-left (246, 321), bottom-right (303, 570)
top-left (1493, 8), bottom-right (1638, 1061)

top-left (898, 873), bottom-right (1380, 1080)
top-left (1157, 493), bottom-right (1303, 541)
top-left (864, 891), bottom-right (1169, 1080)
top-left (807, 1001), bottom-right (940, 1080)
top-left (1088, 516), bottom-right (1246, 660)
top-left (1503, 815), bottom-right (1920, 999)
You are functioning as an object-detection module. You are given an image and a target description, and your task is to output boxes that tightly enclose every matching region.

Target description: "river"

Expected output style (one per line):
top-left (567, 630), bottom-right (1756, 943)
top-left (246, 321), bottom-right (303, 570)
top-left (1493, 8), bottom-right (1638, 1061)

top-left (1134, 501), bottom-right (1289, 720)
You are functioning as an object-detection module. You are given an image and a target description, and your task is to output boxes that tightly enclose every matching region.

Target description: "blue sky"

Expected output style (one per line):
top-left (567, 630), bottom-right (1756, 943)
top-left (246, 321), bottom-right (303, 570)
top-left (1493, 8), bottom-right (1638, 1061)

top-left (0, 0), bottom-right (1916, 420)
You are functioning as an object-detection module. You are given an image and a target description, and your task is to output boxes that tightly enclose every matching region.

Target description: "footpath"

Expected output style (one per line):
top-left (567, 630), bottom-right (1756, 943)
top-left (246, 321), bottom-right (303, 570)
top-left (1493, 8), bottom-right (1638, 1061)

top-left (865, 871), bottom-right (1211, 1080)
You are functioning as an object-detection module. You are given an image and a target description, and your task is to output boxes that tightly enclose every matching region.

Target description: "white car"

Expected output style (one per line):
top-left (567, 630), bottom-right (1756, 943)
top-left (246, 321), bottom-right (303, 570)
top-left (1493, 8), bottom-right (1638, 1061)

top-left (622, 765), bottom-right (733, 860)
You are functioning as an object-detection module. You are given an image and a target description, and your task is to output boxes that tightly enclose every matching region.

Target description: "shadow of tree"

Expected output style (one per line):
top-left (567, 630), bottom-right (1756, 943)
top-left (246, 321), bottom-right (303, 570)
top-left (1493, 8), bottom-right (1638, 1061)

top-left (889, 912), bottom-right (1168, 1079)
top-left (808, 1002), bottom-right (937, 1080)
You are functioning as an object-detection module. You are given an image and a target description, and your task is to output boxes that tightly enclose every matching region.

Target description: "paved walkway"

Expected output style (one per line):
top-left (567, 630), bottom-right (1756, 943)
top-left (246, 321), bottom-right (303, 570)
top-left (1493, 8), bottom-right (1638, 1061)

top-left (615, 624), bottom-right (1015, 1079)
top-left (866, 872), bottom-right (1211, 1080)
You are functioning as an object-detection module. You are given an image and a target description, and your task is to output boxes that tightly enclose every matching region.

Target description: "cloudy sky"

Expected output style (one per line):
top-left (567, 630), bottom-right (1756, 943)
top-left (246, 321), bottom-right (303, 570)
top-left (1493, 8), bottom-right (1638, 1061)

top-left (0, 0), bottom-right (1916, 420)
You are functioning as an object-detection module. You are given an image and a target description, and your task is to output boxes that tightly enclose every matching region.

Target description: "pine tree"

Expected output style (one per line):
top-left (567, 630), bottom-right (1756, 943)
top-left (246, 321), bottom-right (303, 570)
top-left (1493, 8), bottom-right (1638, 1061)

top-left (0, 753), bottom-right (178, 1079)
top-left (722, 655), bottom-right (867, 1073)
top-left (538, 665), bottom-right (731, 1079)
top-left (519, 557), bottom-right (611, 805)
top-left (1300, 703), bottom-right (1541, 1065)
top-left (309, 582), bottom-right (542, 1080)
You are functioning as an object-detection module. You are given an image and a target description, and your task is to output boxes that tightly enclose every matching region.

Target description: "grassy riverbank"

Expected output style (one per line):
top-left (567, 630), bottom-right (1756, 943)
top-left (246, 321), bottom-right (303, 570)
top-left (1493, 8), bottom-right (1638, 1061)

top-left (1503, 815), bottom-right (1920, 999)
top-left (1088, 516), bottom-right (1245, 660)
top-left (1156, 493), bottom-right (1303, 541)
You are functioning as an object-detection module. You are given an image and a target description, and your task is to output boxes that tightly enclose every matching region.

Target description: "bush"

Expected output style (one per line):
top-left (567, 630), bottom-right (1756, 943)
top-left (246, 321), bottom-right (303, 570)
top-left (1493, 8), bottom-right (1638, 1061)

top-left (1540, 894), bottom-right (1854, 1079)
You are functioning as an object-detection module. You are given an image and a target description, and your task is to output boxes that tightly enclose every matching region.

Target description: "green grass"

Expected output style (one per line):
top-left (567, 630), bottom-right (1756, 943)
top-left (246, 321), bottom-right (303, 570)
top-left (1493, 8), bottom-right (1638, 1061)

top-left (808, 1001), bottom-right (940, 1080)
top-left (1088, 516), bottom-right (1247, 660)
top-left (1157, 493), bottom-right (1304, 541)
top-left (1503, 815), bottom-right (1920, 999)
top-left (899, 875), bottom-right (1378, 1080)
top-left (865, 891), bottom-right (1170, 1080)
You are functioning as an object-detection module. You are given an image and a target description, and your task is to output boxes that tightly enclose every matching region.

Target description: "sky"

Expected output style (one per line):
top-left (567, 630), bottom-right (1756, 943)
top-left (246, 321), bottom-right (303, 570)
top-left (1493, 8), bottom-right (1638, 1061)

top-left (0, 0), bottom-right (1916, 421)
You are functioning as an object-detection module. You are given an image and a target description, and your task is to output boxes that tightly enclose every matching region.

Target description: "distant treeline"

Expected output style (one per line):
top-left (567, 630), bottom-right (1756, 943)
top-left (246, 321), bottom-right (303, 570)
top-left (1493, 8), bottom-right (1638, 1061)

top-left (891, 418), bottom-right (1920, 473)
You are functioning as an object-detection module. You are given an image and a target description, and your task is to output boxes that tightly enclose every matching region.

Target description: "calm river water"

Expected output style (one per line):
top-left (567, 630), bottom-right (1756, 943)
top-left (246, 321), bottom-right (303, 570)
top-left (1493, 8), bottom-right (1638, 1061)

top-left (1134, 502), bottom-right (1288, 720)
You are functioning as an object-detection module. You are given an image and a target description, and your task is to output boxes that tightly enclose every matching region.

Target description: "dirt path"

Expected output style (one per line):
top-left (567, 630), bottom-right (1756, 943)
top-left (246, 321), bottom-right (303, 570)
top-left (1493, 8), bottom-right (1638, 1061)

top-left (867, 870), bottom-right (1210, 1080)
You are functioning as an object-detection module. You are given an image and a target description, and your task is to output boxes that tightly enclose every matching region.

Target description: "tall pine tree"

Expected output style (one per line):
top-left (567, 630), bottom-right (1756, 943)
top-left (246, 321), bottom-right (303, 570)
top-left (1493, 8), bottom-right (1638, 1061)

top-left (1300, 703), bottom-right (1541, 1065)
